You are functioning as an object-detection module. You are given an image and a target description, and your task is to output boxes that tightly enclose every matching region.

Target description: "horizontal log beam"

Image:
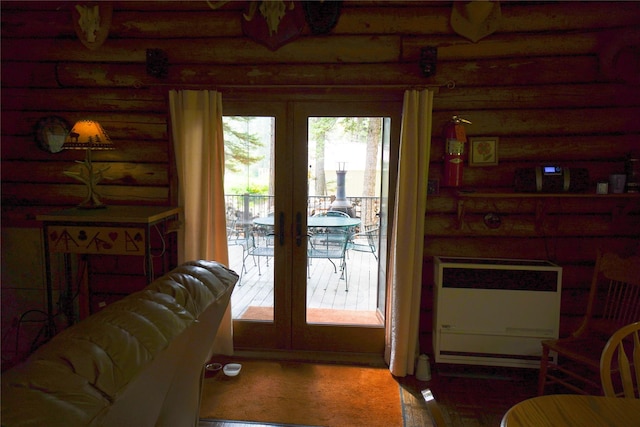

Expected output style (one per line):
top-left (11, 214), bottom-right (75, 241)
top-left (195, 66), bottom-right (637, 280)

top-left (1, 183), bottom-right (169, 206)
top-left (49, 56), bottom-right (600, 89)
top-left (428, 161), bottom-right (633, 188)
top-left (4, 3), bottom-right (639, 39)
top-left (1, 161), bottom-right (168, 186)
top-left (1, 35), bottom-right (402, 63)
top-left (431, 108), bottom-right (640, 136)
top-left (424, 213), bottom-right (640, 237)
top-left (426, 192), bottom-right (640, 215)
top-left (1, 88), bottom-right (167, 112)
top-left (402, 28), bottom-right (640, 62)
top-left (429, 135), bottom-right (640, 163)
top-left (2, 111), bottom-right (167, 139)
top-left (2, 56), bottom-right (601, 90)
top-left (423, 236), bottom-right (639, 263)
top-left (1, 136), bottom-right (169, 163)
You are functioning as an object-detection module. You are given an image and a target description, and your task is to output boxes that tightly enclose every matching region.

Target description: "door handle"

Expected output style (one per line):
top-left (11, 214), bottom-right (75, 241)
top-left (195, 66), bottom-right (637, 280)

top-left (278, 212), bottom-right (285, 245)
top-left (295, 212), bottom-right (303, 247)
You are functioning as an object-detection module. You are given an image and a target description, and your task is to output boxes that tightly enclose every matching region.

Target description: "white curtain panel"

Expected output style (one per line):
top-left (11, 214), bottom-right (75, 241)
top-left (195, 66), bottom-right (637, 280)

top-left (385, 89), bottom-right (433, 376)
top-left (169, 90), bottom-right (233, 355)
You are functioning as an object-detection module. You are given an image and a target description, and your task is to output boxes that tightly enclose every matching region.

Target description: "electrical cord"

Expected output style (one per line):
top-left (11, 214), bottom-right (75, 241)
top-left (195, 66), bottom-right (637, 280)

top-left (145, 223), bottom-right (168, 279)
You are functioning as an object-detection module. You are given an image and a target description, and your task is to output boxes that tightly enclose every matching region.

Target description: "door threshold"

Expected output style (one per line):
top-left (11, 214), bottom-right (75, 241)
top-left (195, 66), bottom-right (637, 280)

top-left (230, 349), bottom-right (387, 367)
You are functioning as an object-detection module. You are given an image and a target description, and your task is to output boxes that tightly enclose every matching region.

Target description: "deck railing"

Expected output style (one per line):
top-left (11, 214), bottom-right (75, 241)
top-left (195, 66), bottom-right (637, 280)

top-left (225, 194), bottom-right (380, 228)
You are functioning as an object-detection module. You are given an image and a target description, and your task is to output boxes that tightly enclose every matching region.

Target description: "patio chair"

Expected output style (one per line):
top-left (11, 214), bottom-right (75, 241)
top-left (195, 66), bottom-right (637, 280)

top-left (227, 217), bottom-right (248, 274)
top-left (538, 250), bottom-right (640, 395)
top-left (307, 229), bottom-right (350, 291)
top-left (310, 210), bottom-right (354, 235)
top-left (347, 224), bottom-right (379, 260)
top-left (244, 228), bottom-right (275, 276)
top-left (312, 210), bottom-right (351, 218)
top-left (325, 210), bottom-right (351, 218)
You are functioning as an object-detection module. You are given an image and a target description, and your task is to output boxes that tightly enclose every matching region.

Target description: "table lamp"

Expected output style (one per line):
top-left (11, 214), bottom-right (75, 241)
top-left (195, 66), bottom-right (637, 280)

top-left (62, 120), bottom-right (114, 209)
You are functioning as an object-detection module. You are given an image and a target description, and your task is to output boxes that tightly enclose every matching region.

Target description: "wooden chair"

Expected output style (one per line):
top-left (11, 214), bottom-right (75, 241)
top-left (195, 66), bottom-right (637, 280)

top-left (537, 250), bottom-right (640, 396)
top-left (600, 321), bottom-right (640, 398)
top-left (421, 389), bottom-right (447, 427)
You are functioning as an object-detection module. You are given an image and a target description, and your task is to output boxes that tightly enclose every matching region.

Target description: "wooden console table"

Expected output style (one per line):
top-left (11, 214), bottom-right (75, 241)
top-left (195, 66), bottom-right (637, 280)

top-left (38, 206), bottom-right (181, 327)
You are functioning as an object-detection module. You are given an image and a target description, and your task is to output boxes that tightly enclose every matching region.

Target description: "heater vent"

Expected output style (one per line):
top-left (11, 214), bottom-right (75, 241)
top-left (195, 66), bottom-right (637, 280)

top-left (433, 256), bottom-right (562, 368)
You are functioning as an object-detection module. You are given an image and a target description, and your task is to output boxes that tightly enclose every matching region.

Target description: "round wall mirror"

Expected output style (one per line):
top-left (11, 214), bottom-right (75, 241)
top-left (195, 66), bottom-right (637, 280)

top-left (35, 116), bottom-right (69, 153)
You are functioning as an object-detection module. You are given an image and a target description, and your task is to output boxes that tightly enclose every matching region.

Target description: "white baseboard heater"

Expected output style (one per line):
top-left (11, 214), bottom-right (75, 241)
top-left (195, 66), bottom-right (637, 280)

top-left (433, 256), bottom-right (562, 368)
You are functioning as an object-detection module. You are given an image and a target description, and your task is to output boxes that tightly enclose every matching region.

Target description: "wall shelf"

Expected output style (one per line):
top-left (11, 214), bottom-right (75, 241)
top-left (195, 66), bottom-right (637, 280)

top-left (455, 191), bottom-right (640, 231)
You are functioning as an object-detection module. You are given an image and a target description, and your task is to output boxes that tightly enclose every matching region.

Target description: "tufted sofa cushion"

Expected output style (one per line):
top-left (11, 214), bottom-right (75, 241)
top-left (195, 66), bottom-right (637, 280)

top-left (1, 260), bottom-right (238, 427)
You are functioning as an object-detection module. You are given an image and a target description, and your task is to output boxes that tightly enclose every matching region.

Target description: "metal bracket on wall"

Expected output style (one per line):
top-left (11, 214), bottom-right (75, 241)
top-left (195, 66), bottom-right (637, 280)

top-left (456, 199), bottom-right (466, 230)
top-left (146, 48), bottom-right (168, 78)
top-left (419, 46), bottom-right (438, 77)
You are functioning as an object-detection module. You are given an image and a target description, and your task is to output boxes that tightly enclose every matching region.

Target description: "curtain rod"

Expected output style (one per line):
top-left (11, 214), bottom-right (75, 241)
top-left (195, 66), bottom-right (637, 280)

top-left (133, 80), bottom-right (456, 91)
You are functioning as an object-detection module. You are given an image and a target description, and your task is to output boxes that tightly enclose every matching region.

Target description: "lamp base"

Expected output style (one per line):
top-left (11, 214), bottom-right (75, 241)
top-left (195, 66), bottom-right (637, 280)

top-left (77, 204), bottom-right (107, 210)
top-left (77, 194), bottom-right (107, 209)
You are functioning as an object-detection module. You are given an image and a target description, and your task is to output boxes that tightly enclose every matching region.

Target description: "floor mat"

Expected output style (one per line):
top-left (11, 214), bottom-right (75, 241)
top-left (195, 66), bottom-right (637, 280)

top-left (199, 359), bottom-right (403, 427)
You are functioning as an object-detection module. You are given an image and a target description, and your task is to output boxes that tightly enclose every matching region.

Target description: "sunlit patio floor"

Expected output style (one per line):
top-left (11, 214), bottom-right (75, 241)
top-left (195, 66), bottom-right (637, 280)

top-left (226, 243), bottom-right (381, 323)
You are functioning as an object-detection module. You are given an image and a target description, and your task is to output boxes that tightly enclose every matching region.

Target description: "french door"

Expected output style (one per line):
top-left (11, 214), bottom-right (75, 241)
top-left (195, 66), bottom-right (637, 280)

top-left (225, 96), bottom-right (401, 355)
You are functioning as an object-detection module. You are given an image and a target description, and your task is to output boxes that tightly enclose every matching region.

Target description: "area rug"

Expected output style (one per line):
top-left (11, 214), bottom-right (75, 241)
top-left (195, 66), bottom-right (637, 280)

top-left (199, 359), bottom-right (403, 427)
top-left (240, 306), bottom-right (381, 326)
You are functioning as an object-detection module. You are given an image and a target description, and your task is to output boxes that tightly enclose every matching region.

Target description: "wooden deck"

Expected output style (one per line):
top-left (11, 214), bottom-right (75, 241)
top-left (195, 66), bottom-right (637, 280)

top-left (226, 242), bottom-right (381, 324)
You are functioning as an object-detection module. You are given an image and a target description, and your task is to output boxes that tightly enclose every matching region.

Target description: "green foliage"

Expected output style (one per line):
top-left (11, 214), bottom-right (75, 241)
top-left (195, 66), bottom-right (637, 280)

top-left (229, 183), bottom-right (269, 195)
top-left (341, 117), bottom-right (370, 143)
top-left (309, 117), bottom-right (338, 140)
top-left (224, 116), bottom-right (265, 173)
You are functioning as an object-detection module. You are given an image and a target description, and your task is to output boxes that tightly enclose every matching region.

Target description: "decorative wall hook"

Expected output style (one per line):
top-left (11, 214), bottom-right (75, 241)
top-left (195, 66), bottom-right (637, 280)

top-left (420, 46), bottom-right (438, 77)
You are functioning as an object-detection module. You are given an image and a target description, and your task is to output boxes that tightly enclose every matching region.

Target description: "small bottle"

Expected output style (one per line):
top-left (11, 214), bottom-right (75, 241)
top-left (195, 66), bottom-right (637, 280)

top-left (416, 354), bottom-right (431, 381)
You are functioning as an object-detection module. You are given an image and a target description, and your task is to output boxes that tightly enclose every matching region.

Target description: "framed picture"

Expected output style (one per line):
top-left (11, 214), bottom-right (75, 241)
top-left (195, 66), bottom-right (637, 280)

top-left (469, 137), bottom-right (499, 166)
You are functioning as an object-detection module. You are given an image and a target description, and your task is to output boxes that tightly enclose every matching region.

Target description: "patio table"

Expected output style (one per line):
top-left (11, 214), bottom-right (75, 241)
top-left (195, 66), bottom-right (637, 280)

top-left (252, 216), bottom-right (361, 229)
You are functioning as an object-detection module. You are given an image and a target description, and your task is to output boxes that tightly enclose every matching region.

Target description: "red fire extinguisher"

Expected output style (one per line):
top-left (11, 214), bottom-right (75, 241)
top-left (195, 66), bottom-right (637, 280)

top-left (443, 116), bottom-right (471, 187)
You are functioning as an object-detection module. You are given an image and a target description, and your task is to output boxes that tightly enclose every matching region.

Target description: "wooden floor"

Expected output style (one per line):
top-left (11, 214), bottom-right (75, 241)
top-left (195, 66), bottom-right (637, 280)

top-left (397, 364), bottom-right (539, 427)
top-left (227, 242), bottom-right (380, 322)
top-left (200, 421), bottom-right (313, 427)
top-left (199, 363), bottom-right (540, 427)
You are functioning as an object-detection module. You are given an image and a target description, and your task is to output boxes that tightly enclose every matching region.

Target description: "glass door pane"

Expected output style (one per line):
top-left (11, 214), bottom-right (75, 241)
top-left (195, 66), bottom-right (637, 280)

top-left (223, 101), bottom-right (290, 351)
top-left (225, 116), bottom-right (275, 322)
top-left (305, 116), bottom-right (383, 326)
top-left (291, 101), bottom-right (401, 354)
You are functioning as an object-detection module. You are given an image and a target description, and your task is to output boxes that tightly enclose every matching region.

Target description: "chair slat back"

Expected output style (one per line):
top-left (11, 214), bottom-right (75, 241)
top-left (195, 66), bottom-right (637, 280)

top-left (583, 251), bottom-right (640, 336)
top-left (600, 321), bottom-right (640, 398)
top-left (602, 279), bottom-right (640, 325)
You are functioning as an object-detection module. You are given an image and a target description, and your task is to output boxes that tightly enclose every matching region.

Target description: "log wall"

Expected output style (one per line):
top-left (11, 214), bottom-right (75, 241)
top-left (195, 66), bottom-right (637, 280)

top-left (2, 1), bottom-right (639, 363)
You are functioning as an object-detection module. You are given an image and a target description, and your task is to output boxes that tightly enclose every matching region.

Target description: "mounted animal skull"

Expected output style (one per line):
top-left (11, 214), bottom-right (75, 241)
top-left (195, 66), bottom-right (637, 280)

top-left (75, 4), bottom-right (100, 43)
top-left (207, 0), bottom-right (305, 51)
top-left (207, 1), bottom-right (295, 36)
top-left (72, 3), bottom-right (112, 50)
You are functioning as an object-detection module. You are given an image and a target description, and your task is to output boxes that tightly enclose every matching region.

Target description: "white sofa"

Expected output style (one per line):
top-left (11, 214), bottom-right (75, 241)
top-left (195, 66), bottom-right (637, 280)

top-left (1, 260), bottom-right (238, 427)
